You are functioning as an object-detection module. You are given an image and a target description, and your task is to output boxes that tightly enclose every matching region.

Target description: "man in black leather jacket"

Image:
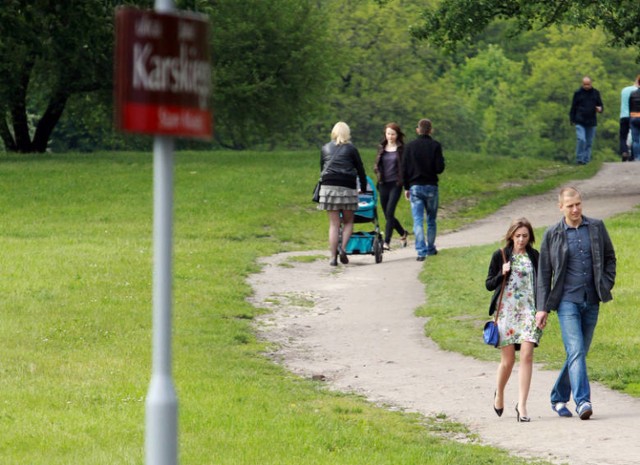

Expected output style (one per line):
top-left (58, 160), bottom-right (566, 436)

top-left (536, 187), bottom-right (616, 420)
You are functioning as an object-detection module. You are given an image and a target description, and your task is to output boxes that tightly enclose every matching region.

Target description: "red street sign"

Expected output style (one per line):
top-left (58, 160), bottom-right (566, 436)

top-left (114, 7), bottom-right (213, 140)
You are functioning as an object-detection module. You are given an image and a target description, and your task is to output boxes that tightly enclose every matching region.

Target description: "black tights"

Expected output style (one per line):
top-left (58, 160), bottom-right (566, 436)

top-left (378, 182), bottom-right (406, 244)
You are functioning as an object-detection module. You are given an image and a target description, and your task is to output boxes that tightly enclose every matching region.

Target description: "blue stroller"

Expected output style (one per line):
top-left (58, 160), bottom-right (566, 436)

top-left (340, 176), bottom-right (384, 263)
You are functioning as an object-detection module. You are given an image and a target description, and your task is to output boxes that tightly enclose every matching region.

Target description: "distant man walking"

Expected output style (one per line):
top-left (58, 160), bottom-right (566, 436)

top-left (402, 118), bottom-right (445, 261)
top-left (569, 76), bottom-right (603, 165)
top-left (535, 187), bottom-right (616, 420)
top-left (618, 75), bottom-right (640, 161)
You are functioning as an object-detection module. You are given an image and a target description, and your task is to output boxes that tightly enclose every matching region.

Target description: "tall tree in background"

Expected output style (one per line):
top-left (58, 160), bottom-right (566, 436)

top-left (0, 1), bottom-right (131, 153)
top-left (1, 0), bottom-right (333, 153)
top-left (206, 0), bottom-right (334, 149)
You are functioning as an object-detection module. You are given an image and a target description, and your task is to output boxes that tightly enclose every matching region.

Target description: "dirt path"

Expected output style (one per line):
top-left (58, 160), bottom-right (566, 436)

top-left (249, 162), bottom-right (640, 465)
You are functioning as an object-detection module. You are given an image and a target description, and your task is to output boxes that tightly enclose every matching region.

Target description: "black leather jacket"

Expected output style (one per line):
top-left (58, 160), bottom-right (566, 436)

top-left (569, 87), bottom-right (603, 126)
top-left (629, 87), bottom-right (640, 113)
top-left (486, 246), bottom-right (539, 316)
top-left (536, 216), bottom-right (616, 312)
top-left (320, 141), bottom-right (367, 190)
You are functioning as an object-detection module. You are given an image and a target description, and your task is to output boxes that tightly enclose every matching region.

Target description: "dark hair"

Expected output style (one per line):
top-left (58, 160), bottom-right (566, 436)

top-left (417, 118), bottom-right (432, 135)
top-left (503, 217), bottom-right (535, 247)
top-left (380, 122), bottom-right (405, 146)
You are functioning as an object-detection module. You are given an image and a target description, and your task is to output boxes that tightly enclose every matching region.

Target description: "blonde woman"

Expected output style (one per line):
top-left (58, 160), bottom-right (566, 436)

top-left (318, 122), bottom-right (367, 266)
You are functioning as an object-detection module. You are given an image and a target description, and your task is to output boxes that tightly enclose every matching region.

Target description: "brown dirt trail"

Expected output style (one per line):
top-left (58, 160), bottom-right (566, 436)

top-left (249, 162), bottom-right (640, 465)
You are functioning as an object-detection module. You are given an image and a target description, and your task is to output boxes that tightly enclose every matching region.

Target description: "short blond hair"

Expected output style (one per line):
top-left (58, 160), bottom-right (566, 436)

top-left (558, 186), bottom-right (581, 205)
top-left (331, 121), bottom-right (351, 145)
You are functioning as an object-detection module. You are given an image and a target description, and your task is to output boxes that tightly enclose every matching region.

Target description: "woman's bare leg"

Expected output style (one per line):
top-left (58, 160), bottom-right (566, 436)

top-left (517, 341), bottom-right (535, 418)
top-left (495, 345), bottom-right (515, 411)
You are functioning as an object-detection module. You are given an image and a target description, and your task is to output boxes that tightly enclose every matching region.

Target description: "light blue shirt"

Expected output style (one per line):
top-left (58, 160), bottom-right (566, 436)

top-left (620, 85), bottom-right (638, 118)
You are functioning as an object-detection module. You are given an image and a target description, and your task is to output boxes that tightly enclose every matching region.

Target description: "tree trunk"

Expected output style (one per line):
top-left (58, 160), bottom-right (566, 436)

top-left (32, 90), bottom-right (70, 153)
top-left (0, 114), bottom-right (17, 151)
top-left (10, 63), bottom-right (34, 153)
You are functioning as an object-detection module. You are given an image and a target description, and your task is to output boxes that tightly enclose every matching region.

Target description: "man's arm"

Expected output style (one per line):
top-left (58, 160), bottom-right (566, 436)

top-left (569, 91), bottom-right (578, 123)
top-left (536, 229), bottom-right (552, 312)
top-left (601, 223), bottom-right (616, 291)
top-left (596, 89), bottom-right (604, 113)
top-left (435, 143), bottom-right (445, 174)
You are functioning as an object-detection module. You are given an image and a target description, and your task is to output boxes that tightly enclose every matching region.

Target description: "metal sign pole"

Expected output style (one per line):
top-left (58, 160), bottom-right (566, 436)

top-left (146, 135), bottom-right (178, 465)
top-left (115, 0), bottom-right (209, 461)
top-left (146, 4), bottom-right (178, 465)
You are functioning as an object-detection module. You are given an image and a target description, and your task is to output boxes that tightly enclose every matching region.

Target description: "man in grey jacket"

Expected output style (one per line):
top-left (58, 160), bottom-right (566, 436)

top-left (536, 187), bottom-right (616, 420)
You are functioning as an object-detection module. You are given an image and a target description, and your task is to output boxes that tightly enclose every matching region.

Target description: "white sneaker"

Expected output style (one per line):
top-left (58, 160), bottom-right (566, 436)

top-left (577, 402), bottom-right (593, 420)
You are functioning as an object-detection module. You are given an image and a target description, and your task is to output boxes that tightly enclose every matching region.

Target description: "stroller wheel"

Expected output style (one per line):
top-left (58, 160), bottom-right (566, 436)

top-left (373, 237), bottom-right (383, 264)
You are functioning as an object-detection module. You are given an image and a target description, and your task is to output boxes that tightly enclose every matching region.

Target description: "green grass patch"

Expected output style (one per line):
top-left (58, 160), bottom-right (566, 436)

top-left (0, 149), bottom-right (603, 464)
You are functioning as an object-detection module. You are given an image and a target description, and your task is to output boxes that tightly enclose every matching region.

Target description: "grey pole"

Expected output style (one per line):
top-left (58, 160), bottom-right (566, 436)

top-left (146, 135), bottom-right (178, 465)
top-left (145, 1), bottom-right (177, 462)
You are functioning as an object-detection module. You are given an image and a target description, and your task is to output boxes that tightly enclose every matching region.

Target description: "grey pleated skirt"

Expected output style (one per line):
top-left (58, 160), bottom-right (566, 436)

top-left (317, 185), bottom-right (358, 211)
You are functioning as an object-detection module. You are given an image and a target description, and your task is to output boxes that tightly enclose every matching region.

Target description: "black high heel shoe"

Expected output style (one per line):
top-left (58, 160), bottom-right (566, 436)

top-left (493, 391), bottom-right (503, 417)
top-left (515, 403), bottom-right (531, 422)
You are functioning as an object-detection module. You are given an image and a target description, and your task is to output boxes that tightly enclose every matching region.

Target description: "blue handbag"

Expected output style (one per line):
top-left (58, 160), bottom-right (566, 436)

top-left (483, 248), bottom-right (507, 348)
top-left (483, 321), bottom-right (499, 347)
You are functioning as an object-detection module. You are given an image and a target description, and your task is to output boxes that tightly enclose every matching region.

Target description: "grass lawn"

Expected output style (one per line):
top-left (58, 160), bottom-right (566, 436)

top-left (0, 148), bottom-right (623, 464)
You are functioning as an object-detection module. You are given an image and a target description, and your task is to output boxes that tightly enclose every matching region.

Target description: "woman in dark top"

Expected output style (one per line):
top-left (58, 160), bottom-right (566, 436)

top-left (318, 122), bottom-right (367, 266)
top-left (486, 217), bottom-right (542, 422)
top-left (373, 122), bottom-right (409, 250)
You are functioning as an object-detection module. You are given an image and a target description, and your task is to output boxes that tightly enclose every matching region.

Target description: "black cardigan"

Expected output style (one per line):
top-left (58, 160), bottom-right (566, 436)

top-left (485, 245), bottom-right (539, 316)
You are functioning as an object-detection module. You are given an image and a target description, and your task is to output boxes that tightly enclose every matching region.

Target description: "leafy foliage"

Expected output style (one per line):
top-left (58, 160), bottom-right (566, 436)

top-left (206, 0), bottom-right (334, 149)
top-left (1, 0), bottom-right (332, 153)
top-left (2, 0), bottom-right (640, 157)
top-left (413, 0), bottom-right (640, 57)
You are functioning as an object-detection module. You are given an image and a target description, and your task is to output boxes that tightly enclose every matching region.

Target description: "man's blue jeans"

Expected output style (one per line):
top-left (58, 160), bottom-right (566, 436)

top-left (575, 124), bottom-right (596, 164)
top-left (550, 301), bottom-right (599, 408)
top-left (409, 184), bottom-right (438, 257)
top-left (630, 117), bottom-right (640, 161)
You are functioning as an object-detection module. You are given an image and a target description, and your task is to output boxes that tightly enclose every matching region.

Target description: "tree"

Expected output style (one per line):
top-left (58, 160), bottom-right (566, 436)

top-left (204, 0), bottom-right (335, 150)
top-left (312, 0), bottom-right (465, 149)
top-left (412, 0), bottom-right (640, 59)
top-left (0, 1), bottom-right (138, 153)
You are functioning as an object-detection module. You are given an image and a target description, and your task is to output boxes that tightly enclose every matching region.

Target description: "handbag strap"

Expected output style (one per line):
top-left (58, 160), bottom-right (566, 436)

top-left (493, 248), bottom-right (508, 323)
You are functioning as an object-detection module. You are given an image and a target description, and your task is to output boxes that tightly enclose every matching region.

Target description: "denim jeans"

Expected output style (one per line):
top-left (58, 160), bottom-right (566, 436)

top-left (630, 117), bottom-right (640, 161)
top-left (550, 300), bottom-right (599, 408)
top-left (575, 124), bottom-right (596, 164)
top-left (409, 184), bottom-right (438, 257)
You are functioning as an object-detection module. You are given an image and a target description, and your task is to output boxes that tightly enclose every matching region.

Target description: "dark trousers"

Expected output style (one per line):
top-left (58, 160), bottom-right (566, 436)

top-left (378, 182), bottom-right (406, 244)
top-left (619, 117), bottom-right (632, 159)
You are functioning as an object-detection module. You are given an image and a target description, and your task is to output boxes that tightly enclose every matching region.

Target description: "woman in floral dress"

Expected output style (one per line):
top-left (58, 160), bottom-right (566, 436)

top-left (485, 218), bottom-right (542, 422)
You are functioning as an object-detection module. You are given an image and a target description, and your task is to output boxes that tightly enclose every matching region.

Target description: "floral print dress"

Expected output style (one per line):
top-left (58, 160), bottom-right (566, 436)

top-left (497, 253), bottom-right (542, 348)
